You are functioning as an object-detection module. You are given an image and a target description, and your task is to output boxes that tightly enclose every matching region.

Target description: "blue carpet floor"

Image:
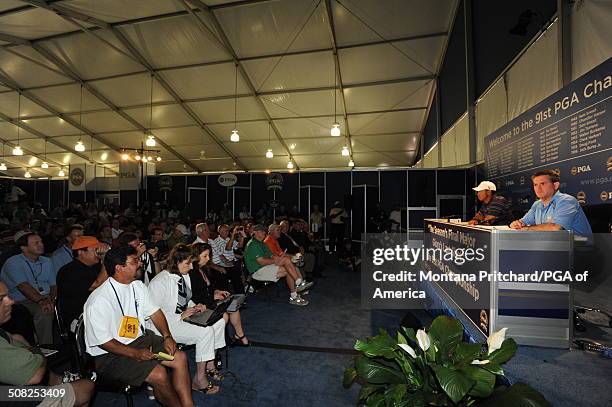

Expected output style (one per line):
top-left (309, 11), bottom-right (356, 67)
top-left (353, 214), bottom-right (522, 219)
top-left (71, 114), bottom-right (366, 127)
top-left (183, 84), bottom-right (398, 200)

top-left (92, 263), bottom-right (612, 407)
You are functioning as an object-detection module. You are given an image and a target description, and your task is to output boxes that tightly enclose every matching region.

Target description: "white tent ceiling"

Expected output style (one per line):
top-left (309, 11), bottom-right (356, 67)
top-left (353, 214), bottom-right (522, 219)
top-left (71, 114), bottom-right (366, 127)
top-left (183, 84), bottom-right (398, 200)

top-left (0, 0), bottom-right (457, 178)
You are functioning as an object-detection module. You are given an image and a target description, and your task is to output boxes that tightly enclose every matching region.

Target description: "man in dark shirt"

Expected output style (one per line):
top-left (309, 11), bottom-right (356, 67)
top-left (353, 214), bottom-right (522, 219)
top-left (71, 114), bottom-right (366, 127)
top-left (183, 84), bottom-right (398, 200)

top-left (57, 236), bottom-right (107, 330)
top-left (468, 181), bottom-right (512, 226)
top-left (278, 220), bottom-right (316, 278)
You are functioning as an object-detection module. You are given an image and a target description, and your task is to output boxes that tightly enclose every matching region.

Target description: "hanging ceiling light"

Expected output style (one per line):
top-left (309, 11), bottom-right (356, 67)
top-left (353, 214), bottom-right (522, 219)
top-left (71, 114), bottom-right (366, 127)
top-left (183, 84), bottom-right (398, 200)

top-left (147, 156), bottom-right (153, 162)
top-left (135, 153), bottom-right (141, 161)
top-left (41, 139), bottom-right (48, 169)
top-left (24, 169), bottom-right (31, 178)
top-left (121, 152), bottom-right (129, 160)
top-left (156, 156), bottom-right (162, 162)
top-left (348, 159), bottom-right (355, 167)
top-left (330, 58), bottom-right (341, 137)
top-left (58, 168), bottom-right (65, 177)
top-left (74, 85), bottom-right (85, 152)
top-left (230, 63), bottom-right (240, 142)
top-left (100, 152), bottom-right (108, 161)
top-left (287, 160), bottom-right (294, 169)
top-left (145, 75), bottom-right (156, 147)
top-left (0, 163), bottom-right (6, 171)
top-left (341, 146), bottom-right (349, 156)
top-left (265, 122), bottom-right (273, 158)
top-left (13, 92), bottom-right (23, 155)
top-left (146, 135), bottom-right (156, 147)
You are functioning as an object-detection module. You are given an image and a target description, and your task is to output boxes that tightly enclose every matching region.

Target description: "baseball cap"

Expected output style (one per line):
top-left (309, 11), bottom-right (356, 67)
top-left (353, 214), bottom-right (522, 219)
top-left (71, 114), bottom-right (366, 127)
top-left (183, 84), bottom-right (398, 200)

top-left (13, 230), bottom-right (31, 243)
top-left (72, 236), bottom-right (103, 250)
top-left (252, 224), bottom-right (266, 232)
top-left (175, 224), bottom-right (189, 236)
top-left (472, 181), bottom-right (496, 192)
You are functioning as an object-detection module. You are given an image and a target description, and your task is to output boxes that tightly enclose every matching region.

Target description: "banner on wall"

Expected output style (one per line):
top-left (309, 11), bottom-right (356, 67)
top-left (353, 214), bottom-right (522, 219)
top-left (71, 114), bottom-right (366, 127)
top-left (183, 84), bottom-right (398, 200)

top-left (119, 160), bottom-right (140, 190)
top-left (265, 173), bottom-right (283, 191)
top-left (484, 58), bottom-right (611, 209)
top-left (68, 164), bottom-right (96, 191)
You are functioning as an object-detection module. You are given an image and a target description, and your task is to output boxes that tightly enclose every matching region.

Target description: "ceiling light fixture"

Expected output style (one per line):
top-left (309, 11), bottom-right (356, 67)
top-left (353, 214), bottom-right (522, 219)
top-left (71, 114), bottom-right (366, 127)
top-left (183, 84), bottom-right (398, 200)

top-left (341, 146), bottom-right (349, 156)
top-left (101, 152), bottom-right (108, 161)
top-left (156, 156), bottom-right (162, 162)
top-left (13, 92), bottom-right (23, 155)
top-left (146, 135), bottom-right (156, 147)
top-left (121, 152), bottom-right (129, 160)
top-left (230, 63), bottom-right (240, 142)
top-left (330, 58), bottom-right (341, 137)
top-left (348, 159), bottom-right (355, 167)
top-left (24, 169), bottom-right (31, 178)
top-left (287, 160), bottom-right (294, 169)
top-left (135, 154), bottom-right (141, 161)
top-left (58, 168), bottom-right (65, 177)
top-left (75, 85), bottom-right (85, 152)
top-left (266, 121), bottom-right (273, 158)
top-left (145, 74), bottom-right (156, 147)
top-left (41, 138), bottom-right (49, 169)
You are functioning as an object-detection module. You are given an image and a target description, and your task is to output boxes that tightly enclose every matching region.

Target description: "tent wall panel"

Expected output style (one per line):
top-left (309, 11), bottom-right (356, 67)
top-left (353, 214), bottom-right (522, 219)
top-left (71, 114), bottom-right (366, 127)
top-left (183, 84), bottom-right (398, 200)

top-left (475, 79), bottom-right (508, 161)
top-left (571, 0), bottom-right (612, 80)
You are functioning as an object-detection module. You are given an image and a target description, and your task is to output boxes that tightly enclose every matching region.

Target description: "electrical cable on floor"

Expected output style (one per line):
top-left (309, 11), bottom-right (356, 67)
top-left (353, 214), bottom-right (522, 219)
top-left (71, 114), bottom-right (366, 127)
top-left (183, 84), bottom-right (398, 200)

top-left (218, 370), bottom-right (258, 402)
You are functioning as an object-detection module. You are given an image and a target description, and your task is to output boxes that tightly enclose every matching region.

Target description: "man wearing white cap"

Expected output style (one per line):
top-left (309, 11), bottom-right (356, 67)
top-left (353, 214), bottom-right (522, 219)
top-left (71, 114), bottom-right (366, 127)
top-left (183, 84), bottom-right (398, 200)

top-left (468, 181), bottom-right (512, 226)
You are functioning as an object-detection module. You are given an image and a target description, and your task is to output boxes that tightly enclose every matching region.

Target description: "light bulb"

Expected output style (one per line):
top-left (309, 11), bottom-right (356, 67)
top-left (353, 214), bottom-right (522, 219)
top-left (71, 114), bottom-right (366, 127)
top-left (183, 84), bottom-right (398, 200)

top-left (24, 170), bottom-right (31, 178)
top-left (121, 153), bottom-right (129, 160)
top-left (41, 162), bottom-right (49, 169)
top-left (341, 146), bottom-right (349, 156)
top-left (142, 157), bottom-right (148, 163)
top-left (12, 145), bottom-right (23, 156)
top-left (135, 154), bottom-right (141, 161)
top-left (147, 156), bottom-right (152, 162)
top-left (287, 160), bottom-right (294, 169)
top-left (101, 152), bottom-right (108, 161)
top-left (330, 123), bottom-right (341, 137)
top-left (230, 129), bottom-right (240, 142)
top-left (58, 169), bottom-right (66, 177)
top-left (266, 149), bottom-right (273, 158)
top-left (145, 135), bottom-right (156, 147)
top-left (0, 163), bottom-right (7, 171)
top-left (75, 140), bottom-right (85, 152)
top-left (348, 159), bottom-right (355, 167)
top-left (265, 169), bottom-right (271, 174)
top-left (156, 156), bottom-right (162, 162)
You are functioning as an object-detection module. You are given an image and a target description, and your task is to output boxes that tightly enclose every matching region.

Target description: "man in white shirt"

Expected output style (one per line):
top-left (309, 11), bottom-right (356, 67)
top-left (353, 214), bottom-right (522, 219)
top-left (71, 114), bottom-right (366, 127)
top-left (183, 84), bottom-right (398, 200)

top-left (211, 224), bottom-right (245, 293)
top-left (84, 247), bottom-right (194, 407)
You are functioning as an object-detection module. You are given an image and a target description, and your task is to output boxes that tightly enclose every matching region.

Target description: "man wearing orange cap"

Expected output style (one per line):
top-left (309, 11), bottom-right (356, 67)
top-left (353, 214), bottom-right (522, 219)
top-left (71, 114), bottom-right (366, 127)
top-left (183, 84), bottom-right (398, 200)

top-left (57, 236), bottom-right (109, 331)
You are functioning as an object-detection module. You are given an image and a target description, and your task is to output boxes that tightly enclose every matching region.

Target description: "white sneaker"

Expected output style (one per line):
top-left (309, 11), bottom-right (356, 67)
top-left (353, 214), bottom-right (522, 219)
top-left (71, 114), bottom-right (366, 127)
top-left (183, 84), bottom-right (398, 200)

top-left (296, 280), bottom-right (314, 293)
top-left (289, 295), bottom-right (309, 306)
top-left (147, 385), bottom-right (155, 400)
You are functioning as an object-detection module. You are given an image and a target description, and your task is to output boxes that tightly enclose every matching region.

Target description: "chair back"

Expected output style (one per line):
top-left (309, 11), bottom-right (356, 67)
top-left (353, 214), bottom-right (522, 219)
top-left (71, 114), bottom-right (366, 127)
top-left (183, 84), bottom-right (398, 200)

top-left (54, 299), bottom-right (69, 341)
top-left (74, 314), bottom-right (91, 373)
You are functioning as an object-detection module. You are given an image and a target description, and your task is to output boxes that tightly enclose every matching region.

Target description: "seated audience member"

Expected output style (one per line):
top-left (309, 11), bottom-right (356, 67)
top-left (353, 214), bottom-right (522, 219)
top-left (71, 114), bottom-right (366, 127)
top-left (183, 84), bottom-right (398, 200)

top-left (190, 243), bottom-right (249, 346)
top-left (193, 223), bottom-right (213, 245)
top-left (211, 224), bottom-right (245, 293)
top-left (244, 225), bottom-right (311, 306)
top-left (57, 236), bottom-right (108, 331)
top-left (0, 282), bottom-right (95, 406)
top-left (148, 244), bottom-right (226, 394)
top-left (1, 232), bottom-right (56, 344)
top-left (0, 229), bottom-right (28, 270)
top-left (278, 220), bottom-right (316, 278)
top-left (167, 224), bottom-right (189, 250)
top-left (50, 224), bottom-right (84, 274)
top-left (291, 219), bottom-right (325, 278)
top-left (151, 227), bottom-right (170, 259)
top-left (118, 232), bottom-right (160, 286)
top-left (84, 247), bottom-right (194, 407)
top-left (98, 224), bottom-right (113, 246)
top-left (468, 181), bottom-right (512, 226)
top-left (264, 224), bottom-right (311, 288)
top-left (111, 218), bottom-right (123, 240)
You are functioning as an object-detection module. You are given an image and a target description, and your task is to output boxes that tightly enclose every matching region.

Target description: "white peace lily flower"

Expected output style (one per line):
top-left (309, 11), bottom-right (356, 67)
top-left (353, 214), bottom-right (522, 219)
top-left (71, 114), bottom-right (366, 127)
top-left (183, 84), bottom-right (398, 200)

top-left (471, 359), bottom-right (490, 365)
top-left (487, 327), bottom-right (508, 355)
top-left (398, 343), bottom-right (417, 358)
top-left (416, 329), bottom-right (430, 351)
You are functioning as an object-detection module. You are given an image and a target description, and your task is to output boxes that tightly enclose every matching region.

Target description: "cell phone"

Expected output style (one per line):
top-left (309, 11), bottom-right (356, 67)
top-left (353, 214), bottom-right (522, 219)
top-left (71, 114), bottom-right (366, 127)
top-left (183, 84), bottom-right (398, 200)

top-left (154, 352), bottom-right (175, 361)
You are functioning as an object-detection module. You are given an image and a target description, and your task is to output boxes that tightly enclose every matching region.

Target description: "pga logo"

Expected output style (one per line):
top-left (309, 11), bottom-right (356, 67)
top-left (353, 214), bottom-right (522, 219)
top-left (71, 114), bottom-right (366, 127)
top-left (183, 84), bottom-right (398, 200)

top-left (601, 191), bottom-right (612, 202)
top-left (576, 191), bottom-right (586, 205)
top-left (571, 165), bottom-right (591, 175)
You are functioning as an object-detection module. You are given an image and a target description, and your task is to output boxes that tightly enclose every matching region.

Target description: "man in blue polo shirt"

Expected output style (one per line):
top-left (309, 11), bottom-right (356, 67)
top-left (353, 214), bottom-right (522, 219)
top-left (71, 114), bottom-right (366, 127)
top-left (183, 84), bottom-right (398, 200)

top-left (1, 232), bottom-right (56, 344)
top-left (510, 169), bottom-right (592, 240)
top-left (50, 224), bottom-right (83, 273)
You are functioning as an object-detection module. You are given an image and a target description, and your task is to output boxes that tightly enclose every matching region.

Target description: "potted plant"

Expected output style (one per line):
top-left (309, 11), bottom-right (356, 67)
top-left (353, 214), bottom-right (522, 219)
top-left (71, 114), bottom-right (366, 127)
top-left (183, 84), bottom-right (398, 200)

top-left (343, 315), bottom-right (551, 406)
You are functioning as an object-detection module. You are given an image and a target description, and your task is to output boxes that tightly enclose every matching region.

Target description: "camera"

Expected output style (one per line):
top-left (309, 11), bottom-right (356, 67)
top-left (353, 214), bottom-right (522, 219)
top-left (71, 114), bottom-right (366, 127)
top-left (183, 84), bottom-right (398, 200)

top-left (144, 240), bottom-right (157, 250)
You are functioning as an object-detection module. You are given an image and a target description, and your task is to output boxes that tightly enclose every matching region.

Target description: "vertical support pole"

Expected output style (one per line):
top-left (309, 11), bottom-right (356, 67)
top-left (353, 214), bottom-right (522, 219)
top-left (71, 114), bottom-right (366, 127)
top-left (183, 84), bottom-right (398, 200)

top-left (464, 0), bottom-right (477, 165)
top-left (557, 0), bottom-right (572, 87)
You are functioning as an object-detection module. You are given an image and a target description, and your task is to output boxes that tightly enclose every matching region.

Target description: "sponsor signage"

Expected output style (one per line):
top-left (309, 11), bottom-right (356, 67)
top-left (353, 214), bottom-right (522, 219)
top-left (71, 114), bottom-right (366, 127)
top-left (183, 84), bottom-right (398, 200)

top-left (218, 173), bottom-right (237, 187)
top-left (158, 175), bottom-right (173, 192)
top-left (485, 58), bottom-right (611, 208)
top-left (265, 173), bottom-right (284, 191)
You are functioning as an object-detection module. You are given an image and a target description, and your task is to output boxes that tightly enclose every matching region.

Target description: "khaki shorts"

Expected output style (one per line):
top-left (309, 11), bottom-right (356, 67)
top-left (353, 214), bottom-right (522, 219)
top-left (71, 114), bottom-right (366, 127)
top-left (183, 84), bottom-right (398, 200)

top-left (252, 264), bottom-right (281, 282)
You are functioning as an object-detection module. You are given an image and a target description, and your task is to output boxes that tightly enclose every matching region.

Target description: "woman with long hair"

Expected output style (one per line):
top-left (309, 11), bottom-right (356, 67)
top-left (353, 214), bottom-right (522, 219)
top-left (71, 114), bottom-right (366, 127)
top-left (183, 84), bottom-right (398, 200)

top-left (147, 243), bottom-right (226, 394)
top-left (190, 243), bottom-right (249, 346)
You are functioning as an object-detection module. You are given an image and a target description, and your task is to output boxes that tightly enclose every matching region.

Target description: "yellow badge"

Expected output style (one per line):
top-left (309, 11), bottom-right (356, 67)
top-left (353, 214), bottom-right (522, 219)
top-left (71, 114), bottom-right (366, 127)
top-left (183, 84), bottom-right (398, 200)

top-left (118, 316), bottom-right (139, 338)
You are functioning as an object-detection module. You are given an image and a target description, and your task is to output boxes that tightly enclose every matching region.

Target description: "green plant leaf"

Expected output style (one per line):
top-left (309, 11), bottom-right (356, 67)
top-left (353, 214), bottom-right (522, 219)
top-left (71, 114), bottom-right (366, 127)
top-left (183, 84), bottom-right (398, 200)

top-left (343, 367), bottom-right (357, 388)
top-left (432, 364), bottom-right (476, 404)
top-left (480, 362), bottom-right (503, 376)
top-left (476, 383), bottom-right (552, 407)
top-left (453, 342), bottom-right (484, 364)
top-left (365, 392), bottom-right (385, 407)
top-left (461, 365), bottom-right (496, 398)
top-left (429, 316), bottom-right (464, 350)
top-left (488, 339), bottom-right (517, 365)
top-left (402, 327), bottom-right (417, 343)
top-left (397, 331), bottom-right (408, 345)
top-left (355, 356), bottom-right (405, 385)
top-left (355, 331), bottom-right (397, 359)
top-left (358, 384), bottom-right (381, 402)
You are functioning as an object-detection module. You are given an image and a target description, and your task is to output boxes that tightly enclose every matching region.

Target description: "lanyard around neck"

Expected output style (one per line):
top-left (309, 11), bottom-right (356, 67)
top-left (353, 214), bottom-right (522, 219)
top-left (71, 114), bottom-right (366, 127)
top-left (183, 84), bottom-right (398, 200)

top-left (109, 280), bottom-right (139, 319)
top-left (23, 256), bottom-right (43, 288)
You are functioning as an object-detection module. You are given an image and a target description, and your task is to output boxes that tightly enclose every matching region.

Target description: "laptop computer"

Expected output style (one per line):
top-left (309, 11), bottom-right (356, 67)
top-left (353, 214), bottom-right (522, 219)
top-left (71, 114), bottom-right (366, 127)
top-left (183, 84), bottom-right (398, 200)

top-left (185, 296), bottom-right (232, 327)
top-left (227, 294), bottom-right (245, 312)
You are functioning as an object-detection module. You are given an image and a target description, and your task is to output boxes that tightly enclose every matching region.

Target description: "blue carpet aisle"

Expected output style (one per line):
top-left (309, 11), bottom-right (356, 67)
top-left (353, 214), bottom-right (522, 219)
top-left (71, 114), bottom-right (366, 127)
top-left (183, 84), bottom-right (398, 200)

top-left (92, 263), bottom-right (612, 407)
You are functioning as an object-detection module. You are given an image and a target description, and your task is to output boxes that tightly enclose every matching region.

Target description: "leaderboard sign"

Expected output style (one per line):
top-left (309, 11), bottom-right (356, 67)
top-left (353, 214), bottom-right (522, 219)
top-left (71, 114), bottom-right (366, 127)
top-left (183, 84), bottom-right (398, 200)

top-left (485, 58), bottom-right (611, 209)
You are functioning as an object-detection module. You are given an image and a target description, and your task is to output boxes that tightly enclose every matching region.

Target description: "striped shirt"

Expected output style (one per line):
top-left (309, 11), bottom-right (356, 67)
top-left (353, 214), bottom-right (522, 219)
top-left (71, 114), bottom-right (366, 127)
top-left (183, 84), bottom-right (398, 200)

top-left (477, 194), bottom-right (512, 225)
top-left (211, 236), bottom-right (238, 266)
